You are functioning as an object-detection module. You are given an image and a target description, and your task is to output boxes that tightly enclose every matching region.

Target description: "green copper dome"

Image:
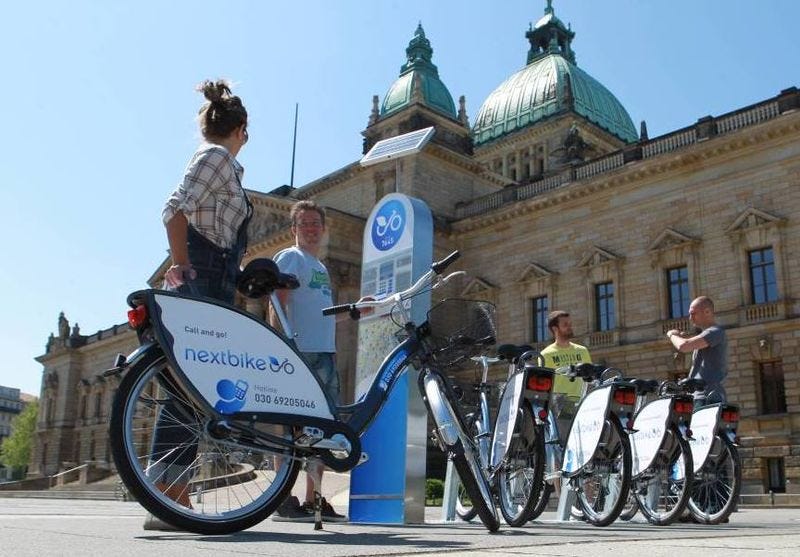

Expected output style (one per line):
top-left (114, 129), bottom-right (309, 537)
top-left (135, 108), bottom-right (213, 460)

top-left (381, 24), bottom-right (456, 119)
top-left (472, 2), bottom-right (637, 145)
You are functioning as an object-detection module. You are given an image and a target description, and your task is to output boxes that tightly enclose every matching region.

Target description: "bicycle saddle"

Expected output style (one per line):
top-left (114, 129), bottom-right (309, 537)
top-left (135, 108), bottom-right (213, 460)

top-left (678, 377), bottom-right (707, 393)
top-left (496, 344), bottom-right (533, 362)
top-left (237, 258), bottom-right (300, 298)
top-left (629, 378), bottom-right (660, 395)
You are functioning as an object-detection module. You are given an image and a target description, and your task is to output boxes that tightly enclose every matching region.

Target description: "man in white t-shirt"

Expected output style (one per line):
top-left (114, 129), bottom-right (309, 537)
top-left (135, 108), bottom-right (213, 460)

top-left (271, 200), bottom-right (344, 522)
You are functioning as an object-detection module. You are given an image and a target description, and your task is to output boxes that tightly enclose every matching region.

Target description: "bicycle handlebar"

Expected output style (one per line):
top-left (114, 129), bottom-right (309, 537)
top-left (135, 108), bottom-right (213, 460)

top-left (431, 250), bottom-right (461, 275)
top-left (322, 251), bottom-right (463, 317)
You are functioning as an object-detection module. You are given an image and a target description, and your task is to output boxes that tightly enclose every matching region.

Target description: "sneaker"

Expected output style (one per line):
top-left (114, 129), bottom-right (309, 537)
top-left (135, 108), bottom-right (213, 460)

top-left (143, 513), bottom-right (182, 531)
top-left (301, 497), bottom-right (348, 522)
top-left (272, 495), bottom-right (314, 522)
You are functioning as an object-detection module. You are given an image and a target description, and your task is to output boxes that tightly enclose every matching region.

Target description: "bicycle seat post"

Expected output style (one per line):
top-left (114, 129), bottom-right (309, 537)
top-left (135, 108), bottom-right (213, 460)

top-left (269, 292), bottom-right (297, 340)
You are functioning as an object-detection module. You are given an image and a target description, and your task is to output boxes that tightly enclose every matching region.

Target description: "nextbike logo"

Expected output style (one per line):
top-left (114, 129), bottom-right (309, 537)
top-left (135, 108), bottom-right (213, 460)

top-left (371, 199), bottom-right (405, 251)
top-left (184, 347), bottom-right (294, 374)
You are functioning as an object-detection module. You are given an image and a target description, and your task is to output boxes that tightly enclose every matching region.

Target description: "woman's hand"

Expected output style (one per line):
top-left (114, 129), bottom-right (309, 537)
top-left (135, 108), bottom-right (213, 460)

top-left (165, 264), bottom-right (197, 288)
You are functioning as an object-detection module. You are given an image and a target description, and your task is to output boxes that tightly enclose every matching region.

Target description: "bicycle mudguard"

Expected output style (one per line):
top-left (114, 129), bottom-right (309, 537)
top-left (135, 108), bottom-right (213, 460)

top-left (561, 385), bottom-right (613, 476)
top-left (145, 289), bottom-right (335, 420)
top-left (688, 404), bottom-right (722, 473)
top-left (489, 370), bottom-right (525, 470)
top-left (629, 398), bottom-right (672, 477)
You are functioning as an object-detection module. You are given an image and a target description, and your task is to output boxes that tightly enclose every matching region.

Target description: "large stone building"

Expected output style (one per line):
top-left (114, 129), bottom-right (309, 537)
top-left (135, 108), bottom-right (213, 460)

top-left (32, 4), bottom-right (799, 496)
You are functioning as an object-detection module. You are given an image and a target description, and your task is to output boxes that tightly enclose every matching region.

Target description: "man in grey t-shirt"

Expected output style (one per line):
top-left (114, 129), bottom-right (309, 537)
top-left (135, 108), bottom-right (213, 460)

top-left (666, 296), bottom-right (728, 405)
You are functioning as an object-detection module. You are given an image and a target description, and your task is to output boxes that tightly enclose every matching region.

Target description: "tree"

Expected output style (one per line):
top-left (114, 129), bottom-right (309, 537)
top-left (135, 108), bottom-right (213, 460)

top-left (0, 401), bottom-right (39, 475)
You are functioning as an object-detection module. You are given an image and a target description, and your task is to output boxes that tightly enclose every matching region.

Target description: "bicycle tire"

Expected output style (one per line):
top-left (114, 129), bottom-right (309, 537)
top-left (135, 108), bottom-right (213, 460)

top-left (451, 444), bottom-right (500, 533)
top-left (455, 420), bottom-right (480, 522)
top-left (575, 414), bottom-right (632, 527)
top-left (687, 433), bottom-right (741, 524)
top-left (617, 491), bottom-right (638, 521)
top-left (423, 372), bottom-right (499, 532)
top-left (110, 351), bottom-right (301, 534)
top-left (527, 481), bottom-right (553, 521)
top-left (497, 405), bottom-right (545, 526)
top-left (634, 424), bottom-right (693, 526)
top-left (455, 477), bottom-right (479, 521)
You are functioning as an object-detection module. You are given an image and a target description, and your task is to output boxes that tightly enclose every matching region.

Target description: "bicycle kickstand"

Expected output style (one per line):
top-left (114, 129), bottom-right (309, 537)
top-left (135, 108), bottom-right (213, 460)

top-left (307, 461), bottom-right (324, 530)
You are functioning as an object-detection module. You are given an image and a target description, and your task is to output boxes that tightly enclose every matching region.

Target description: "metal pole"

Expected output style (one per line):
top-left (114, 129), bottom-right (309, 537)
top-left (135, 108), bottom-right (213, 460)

top-left (290, 102), bottom-right (299, 187)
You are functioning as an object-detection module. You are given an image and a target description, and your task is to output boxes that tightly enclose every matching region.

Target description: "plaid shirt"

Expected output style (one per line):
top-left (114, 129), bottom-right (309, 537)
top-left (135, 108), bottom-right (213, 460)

top-left (162, 143), bottom-right (249, 249)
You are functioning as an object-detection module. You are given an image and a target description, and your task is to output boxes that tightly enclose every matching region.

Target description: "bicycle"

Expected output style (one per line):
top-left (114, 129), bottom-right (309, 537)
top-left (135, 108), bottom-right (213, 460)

top-left (559, 363), bottom-right (637, 527)
top-left (625, 378), bottom-right (697, 525)
top-left (490, 347), bottom-right (553, 526)
top-left (108, 251), bottom-right (501, 534)
top-left (450, 344), bottom-right (552, 527)
top-left (686, 399), bottom-right (741, 524)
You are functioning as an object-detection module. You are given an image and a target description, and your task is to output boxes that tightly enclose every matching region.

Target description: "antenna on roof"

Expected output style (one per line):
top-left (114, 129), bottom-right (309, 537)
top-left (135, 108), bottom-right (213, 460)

top-left (290, 103), bottom-right (299, 187)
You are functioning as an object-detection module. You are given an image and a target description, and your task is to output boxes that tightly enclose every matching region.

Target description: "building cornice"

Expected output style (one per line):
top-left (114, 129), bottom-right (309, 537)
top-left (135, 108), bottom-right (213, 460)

top-left (452, 105), bottom-right (800, 235)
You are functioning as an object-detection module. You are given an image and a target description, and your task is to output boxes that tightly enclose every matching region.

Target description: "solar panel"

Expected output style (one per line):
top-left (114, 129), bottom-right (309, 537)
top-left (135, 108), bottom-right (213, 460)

top-left (360, 126), bottom-right (436, 167)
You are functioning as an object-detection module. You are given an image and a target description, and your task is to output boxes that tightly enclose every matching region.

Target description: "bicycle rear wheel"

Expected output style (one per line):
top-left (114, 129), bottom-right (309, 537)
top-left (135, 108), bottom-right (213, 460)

top-left (687, 434), bottom-right (741, 524)
top-left (574, 414), bottom-right (632, 527)
top-left (423, 372), bottom-right (499, 532)
top-left (634, 424), bottom-right (693, 525)
top-left (497, 405), bottom-right (544, 526)
top-left (110, 351), bottom-right (300, 534)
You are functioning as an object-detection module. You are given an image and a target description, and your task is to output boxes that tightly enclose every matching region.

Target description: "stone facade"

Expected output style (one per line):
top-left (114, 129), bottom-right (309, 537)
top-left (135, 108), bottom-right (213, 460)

top-left (31, 20), bottom-right (800, 497)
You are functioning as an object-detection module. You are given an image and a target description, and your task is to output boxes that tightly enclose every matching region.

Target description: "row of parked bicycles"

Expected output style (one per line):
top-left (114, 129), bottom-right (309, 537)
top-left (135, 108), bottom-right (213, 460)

top-left (107, 250), bottom-right (740, 534)
top-left (450, 342), bottom-right (742, 530)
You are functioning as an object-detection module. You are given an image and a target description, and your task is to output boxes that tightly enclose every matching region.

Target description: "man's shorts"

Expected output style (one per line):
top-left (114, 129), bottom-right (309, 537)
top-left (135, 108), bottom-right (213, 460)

top-left (303, 352), bottom-right (339, 405)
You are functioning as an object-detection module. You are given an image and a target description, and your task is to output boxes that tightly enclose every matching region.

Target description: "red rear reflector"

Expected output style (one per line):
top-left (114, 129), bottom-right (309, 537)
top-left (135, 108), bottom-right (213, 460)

top-left (128, 305), bottom-right (148, 329)
top-left (722, 410), bottom-right (739, 423)
top-left (614, 388), bottom-right (636, 405)
top-left (527, 375), bottom-right (553, 392)
top-left (674, 401), bottom-right (694, 414)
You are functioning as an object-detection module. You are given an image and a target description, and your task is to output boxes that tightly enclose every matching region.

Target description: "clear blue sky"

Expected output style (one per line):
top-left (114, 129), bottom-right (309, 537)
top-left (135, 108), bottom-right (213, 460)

top-left (1, 0), bottom-right (798, 396)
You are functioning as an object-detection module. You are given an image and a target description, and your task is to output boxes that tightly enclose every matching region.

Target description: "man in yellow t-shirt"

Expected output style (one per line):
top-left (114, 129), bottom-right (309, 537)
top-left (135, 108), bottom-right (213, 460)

top-left (540, 311), bottom-right (592, 397)
top-left (540, 311), bottom-right (592, 441)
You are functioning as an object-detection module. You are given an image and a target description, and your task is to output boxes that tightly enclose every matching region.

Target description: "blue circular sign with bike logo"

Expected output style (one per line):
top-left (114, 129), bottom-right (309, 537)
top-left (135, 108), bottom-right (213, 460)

top-left (371, 199), bottom-right (406, 251)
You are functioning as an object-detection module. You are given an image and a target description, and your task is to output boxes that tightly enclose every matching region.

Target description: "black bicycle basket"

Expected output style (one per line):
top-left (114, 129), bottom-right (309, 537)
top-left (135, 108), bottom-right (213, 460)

top-left (426, 298), bottom-right (497, 367)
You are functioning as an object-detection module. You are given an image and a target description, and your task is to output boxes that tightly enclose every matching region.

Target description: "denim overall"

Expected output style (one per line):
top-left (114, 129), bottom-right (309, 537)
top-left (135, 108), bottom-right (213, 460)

top-left (149, 191), bottom-right (252, 485)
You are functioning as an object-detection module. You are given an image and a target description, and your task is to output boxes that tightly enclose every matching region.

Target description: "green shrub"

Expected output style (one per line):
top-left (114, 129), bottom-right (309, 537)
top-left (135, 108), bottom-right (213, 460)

top-left (426, 478), bottom-right (444, 504)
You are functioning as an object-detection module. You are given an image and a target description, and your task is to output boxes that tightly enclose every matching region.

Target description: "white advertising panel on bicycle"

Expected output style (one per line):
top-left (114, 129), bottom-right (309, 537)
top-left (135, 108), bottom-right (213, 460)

top-left (562, 386), bottom-right (612, 475)
top-left (153, 293), bottom-right (334, 419)
top-left (630, 398), bottom-right (671, 477)
top-left (688, 405), bottom-right (719, 473)
top-left (490, 371), bottom-right (525, 469)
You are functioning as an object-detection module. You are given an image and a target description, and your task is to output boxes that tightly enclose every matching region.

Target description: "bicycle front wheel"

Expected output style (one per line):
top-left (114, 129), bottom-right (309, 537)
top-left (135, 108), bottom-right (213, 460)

top-left (497, 405), bottom-right (545, 526)
top-left (634, 424), bottom-right (693, 525)
top-left (687, 434), bottom-right (741, 524)
top-left (455, 420), bottom-right (480, 522)
top-left (423, 372), bottom-right (499, 532)
top-left (110, 351), bottom-right (301, 534)
top-left (574, 414), bottom-right (632, 526)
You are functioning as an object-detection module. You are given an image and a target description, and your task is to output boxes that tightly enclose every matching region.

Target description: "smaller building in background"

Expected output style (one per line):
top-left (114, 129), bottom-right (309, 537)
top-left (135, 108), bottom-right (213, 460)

top-left (0, 386), bottom-right (37, 481)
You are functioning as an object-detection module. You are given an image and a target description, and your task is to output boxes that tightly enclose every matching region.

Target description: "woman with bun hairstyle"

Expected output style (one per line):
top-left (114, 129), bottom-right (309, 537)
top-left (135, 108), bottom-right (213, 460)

top-left (145, 80), bottom-right (251, 531)
top-left (162, 79), bottom-right (252, 302)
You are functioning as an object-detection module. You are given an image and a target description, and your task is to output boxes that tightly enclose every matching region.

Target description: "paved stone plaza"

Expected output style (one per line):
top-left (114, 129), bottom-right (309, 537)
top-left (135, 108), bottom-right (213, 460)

top-left (1, 498), bottom-right (798, 557)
